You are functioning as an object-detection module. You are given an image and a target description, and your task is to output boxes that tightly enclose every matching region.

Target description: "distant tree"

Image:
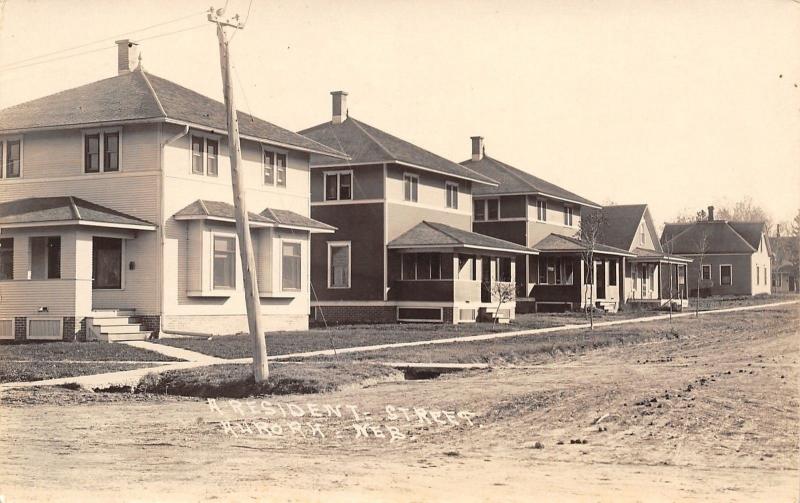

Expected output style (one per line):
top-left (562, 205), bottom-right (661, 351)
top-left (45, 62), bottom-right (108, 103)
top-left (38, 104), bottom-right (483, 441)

top-left (579, 209), bottom-right (607, 330)
top-left (793, 209), bottom-right (800, 237)
top-left (715, 197), bottom-right (773, 234)
top-left (672, 208), bottom-right (707, 223)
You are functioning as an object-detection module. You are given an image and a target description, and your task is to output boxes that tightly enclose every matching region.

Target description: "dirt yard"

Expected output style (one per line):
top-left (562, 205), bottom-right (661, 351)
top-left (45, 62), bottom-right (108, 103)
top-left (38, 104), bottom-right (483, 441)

top-left (0, 304), bottom-right (797, 502)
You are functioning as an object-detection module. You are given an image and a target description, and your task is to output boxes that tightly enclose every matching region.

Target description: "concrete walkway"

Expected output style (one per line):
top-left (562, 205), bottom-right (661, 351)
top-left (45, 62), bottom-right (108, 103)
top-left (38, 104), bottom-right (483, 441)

top-left (1, 299), bottom-right (796, 391)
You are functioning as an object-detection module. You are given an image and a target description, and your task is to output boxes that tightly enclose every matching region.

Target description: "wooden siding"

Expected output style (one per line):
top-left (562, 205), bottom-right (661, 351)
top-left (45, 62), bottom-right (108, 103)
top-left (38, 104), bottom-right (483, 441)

top-left (310, 163), bottom-right (384, 202)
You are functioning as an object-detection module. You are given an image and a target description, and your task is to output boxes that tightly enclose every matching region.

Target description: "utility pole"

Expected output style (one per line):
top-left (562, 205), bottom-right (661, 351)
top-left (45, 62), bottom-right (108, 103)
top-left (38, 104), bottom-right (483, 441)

top-left (208, 7), bottom-right (269, 381)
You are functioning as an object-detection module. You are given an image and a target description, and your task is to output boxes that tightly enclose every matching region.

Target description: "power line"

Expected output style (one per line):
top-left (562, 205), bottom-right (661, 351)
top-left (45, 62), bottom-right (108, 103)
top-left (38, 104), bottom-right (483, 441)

top-left (0, 9), bottom-right (208, 71)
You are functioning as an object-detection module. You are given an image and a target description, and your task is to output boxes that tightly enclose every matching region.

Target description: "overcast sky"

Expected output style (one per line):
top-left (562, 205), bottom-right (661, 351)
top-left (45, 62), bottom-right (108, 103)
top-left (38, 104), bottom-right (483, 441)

top-left (1, 0), bottom-right (798, 227)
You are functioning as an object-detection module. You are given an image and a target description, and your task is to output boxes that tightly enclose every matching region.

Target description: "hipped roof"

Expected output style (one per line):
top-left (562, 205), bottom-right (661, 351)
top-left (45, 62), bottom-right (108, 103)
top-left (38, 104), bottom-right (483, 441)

top-left (0, 196), bottom-right (155, 229)
top-left (388, 221), bottom-right (536, 254)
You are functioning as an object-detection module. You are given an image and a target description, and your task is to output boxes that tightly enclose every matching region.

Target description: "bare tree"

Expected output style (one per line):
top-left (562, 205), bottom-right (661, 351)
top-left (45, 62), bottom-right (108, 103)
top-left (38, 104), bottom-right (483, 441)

top-left (579, 209), bottom-right (607, 330)
top-left (662, 238), bottom-right (675, 323)
top-left (489, 281), bottom-right (516, 325)
top-left (715, 197), bottom-right (773, 234)
top-left (692, 229), bottom-right (711, 317)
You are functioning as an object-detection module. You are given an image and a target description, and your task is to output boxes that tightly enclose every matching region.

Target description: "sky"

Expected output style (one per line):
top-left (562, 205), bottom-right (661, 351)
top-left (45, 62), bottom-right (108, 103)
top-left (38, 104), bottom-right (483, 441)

top-left (1, 0), bottom-right (798, 228)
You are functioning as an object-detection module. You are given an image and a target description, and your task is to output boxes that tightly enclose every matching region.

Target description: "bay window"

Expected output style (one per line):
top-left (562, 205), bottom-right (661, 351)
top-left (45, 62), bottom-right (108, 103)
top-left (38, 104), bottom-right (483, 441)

top-left (29, 236), bottom-right (60, 280)
top-left (213, 235), bottom-right (236, 289)
top-left (281, 241), bottom-right (301, 291)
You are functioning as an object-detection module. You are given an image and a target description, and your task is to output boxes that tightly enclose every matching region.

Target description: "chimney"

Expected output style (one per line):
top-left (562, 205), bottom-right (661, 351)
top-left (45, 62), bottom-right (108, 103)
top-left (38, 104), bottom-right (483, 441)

top-left (471, 136), bottom-right (484, 162)
top-left (115, 39), bottom-right (140, 75)
top-left (331, 91), bottom-right (348, 124)
top-left (707, 205), bottom-right (715, 221)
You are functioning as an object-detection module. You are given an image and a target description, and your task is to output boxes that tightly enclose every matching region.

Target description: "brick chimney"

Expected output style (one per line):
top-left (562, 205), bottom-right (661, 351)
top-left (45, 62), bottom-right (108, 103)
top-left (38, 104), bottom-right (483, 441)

top-left (331, 91), bottom-right (348, 124)
top-left (707, 205), bottom-right (715, 221)
top-left (115, 39), bottom-right (140, 75)
top-left (471, 136), bottom-right (484, 162)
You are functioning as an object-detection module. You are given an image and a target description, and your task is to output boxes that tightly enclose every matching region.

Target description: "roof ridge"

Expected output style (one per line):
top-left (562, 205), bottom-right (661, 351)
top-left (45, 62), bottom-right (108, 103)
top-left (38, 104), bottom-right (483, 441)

top-left (724, 221), bottom-right (757, 252)
top-left (67, 196), bottom-right (81, 220)
top-left (197, 199), bottom-right (211, 216)
top-left (349, 118), bottom-right (396, 160)
top-left (423, 221), bottom-right (463, 245)
top-left (484, 156), bottom-right (537, 193)
top-left (140, 71), bottom-right (167, 118)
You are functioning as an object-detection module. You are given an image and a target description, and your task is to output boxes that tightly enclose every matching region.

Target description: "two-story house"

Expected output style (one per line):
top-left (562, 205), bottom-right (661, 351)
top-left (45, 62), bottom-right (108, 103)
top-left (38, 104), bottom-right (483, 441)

top-left (461, 137), bottom-right (634, 313)
top-left (0, 40), bottom-right (343, 342)
top-left (299, 93), bottom-right (535, 324)
top-left (661, 206), bottom-right (772, 297)
top-left (594, 204), bottom-right (692, 308)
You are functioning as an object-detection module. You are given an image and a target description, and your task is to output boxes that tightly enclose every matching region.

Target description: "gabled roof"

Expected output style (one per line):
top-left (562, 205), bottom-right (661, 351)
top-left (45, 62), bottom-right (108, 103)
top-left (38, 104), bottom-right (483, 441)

top-left (298, 117), bottom-right (496, 185)
top-left (0, 196), bottom-right (156, 230)
top-left (661, 220), bottom-right (766, 255)
top-left (459, 155), bottom-right (599, 208)
top-left (533, 233), bottom-right (634, 257)
top-left (388, 221), bottom-right (536, 254)
top-left (594, 204), bottom-right (663, 253)
top-left (174, 200), bottom-right (335, 232)
top-left (0, 69), bottom-right (346, 159)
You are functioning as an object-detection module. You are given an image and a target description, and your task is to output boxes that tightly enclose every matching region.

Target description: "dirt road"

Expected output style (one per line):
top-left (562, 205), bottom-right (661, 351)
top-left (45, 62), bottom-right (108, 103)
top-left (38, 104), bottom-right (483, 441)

top-left (1, 306), bottom-right (798, 502)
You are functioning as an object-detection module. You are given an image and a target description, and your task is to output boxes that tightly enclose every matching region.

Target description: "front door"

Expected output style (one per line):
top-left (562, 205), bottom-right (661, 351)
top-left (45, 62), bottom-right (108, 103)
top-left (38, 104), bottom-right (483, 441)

top-left (595, 261), bottom-right (606, 300)
top-left (93, 237), bottom-right (123, 290)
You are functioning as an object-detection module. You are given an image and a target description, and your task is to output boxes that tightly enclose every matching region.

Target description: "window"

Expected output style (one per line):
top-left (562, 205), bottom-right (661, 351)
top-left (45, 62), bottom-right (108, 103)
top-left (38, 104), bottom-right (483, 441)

top-left (328, 242), bottom-right (351, 288)
top-left (84, 129), bottom-right (121, 173)
top-left (609, 260), bottom-right (617, 286)
top-left (537, 200), bottom-right (547, 222)
top-left (546, 257), bottom-right (556, 284)
top-left (281, 242), bottom-right (301, 291)
top-left (539, 257), bottom-right (574, 285)
top-left (213, 236), bottom-right (236, 289)
top-left (263, 151), bottom-right (274, 184)
top-left (103, 132), bottom-right (119, 172)
top-left (6, 139), bottom-right (21, 178)
top-left (487, 199), bottom-right (499, 220)
top-left (206, 139), bottom-right (218, 177)
top-left (93, 237), bottom-right (122, 289)
top-left (0, 238), bottom-right (12, 280)
top-left (275, 153), bottom-right (287, 187)
top-left (564, 260), bottom-right (574, 285)
top-left (538, 257), bottom-right (547, 284)
top-left (701, 264), bottom-right (711, 280)
top-left (757, 266), bottom-right (760, 285)
top-left (403, 173), bottom-right (418, 202)
top-left (498, 257), bottom-right (512, 282)
top-left (446, 182), bottom-right (459, 209)
top-left (324, 171), bottom-right (352, 201)
top-left (30, 236), bottom-right (60, 280)
top-left (474, 200), bottom-right (486, 221)
top-left (639, 223), bottom-right (646, 245)
top-left (720, 265), bottom-right (732, 286)
top-left (564, 206), bottom-right (573, 226)
top-left (401, 253), bottom-right (451, 281)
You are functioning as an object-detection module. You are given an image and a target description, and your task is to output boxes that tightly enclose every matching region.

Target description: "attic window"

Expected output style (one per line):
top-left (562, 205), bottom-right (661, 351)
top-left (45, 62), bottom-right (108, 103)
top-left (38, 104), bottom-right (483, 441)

top-left (84, 129), bottom-right (121, 174)
top-left (639, 223), bottom-right (646, 245)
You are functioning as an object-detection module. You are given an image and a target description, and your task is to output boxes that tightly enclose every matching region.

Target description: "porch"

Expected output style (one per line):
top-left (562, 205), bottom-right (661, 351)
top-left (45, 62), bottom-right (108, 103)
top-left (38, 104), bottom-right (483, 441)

top-left (625, 249), bottom-right (692, 308)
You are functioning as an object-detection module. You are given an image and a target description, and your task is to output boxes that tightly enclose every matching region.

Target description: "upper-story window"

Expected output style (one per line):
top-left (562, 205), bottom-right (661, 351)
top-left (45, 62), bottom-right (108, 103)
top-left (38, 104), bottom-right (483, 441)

top-left (324, 170), bottom-right (353, 201)
top-left (473, 199), bottom-right (499, 221)
top-left (1, 138), bottom-right (22, 179)
top-left (536, 200), bottom-right (547, 222)
top-left (84, 129), bottom-right (121, 174)
top-left (190, 134), bottom-right (219, 177)
top-left (263, 149), bottom-right (287, 187)
top-left (639, 222), bottom-right (646, 245)
top-left (564, 206), bottom-right (573, 226)
top-left (445, 182), bottom-right (459, 209)
top-left (403, 173), bottom-right (419, 202)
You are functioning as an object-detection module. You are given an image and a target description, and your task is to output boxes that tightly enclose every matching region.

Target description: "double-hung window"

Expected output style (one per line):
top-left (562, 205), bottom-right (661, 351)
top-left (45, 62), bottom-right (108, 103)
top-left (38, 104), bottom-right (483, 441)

top-left (404, 173), bottom-right (419, 202)
top-left (213, 236), bottom-right (236, 289)
top-left (701, 264), bottom-right (711, 280)
top-left (720, 265), bottom-right (732, 286)
top-left (324, 171), bottom-right (352, 201)
top-left (639, 223), bottom-right (646, 245)
top-left (486, 199), bottom-right (499, 220)
top-left (537, 200), bottom-right (547, 222)
top-left (445, 182), bottom-right (459, 209)
top-left (474, 200), bottom-right (486, 221)
top-left (206, 139), bottom-right (218, 176)
top-left (0, 238), bottom-right (13, 280)
top-left (328, 241), bottom-right (351, 288)
top-left (564, 206), bottom-right (573, 226)
top-left (84, 129), bottom-right (121, 173)
top-left (1, 139), bottom-right (22, 178)
top-left (281, 242), bottom-right (302, 291)
top-left (191, 135), bottom-right (220, 176)
top-left (263, 149), bottom-right (287, 187)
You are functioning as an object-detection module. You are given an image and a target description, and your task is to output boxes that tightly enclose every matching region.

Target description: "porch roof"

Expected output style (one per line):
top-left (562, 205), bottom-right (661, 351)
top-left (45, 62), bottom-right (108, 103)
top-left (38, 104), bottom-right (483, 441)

top-left (174, 200), bottom-right (336, 233)
top-left (387, 221), bottom-right (537, 255)
top-left (0, 196), bottom-right (156, 230)
top-left (629, 247), bottom-right (693, 264)
top-left (533, 233), bottom-right (635, 257)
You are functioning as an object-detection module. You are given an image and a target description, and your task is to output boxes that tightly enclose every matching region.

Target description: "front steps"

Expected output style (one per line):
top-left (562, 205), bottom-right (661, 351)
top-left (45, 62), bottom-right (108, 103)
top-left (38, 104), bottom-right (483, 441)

top-left (87, 309), bottom-right (150, 342)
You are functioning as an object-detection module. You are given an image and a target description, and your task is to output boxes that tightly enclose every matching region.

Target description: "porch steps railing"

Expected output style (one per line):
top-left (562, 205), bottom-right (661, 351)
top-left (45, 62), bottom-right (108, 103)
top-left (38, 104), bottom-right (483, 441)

top-left (87, 309), bottom-right (150, 342)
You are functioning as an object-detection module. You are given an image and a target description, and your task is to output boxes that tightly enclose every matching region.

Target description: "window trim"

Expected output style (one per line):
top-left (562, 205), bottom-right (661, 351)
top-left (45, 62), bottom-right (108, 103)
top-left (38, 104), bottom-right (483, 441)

top-left (701, 264), bottom-right (711, 280)
top-left (0, 237), bottom-right (13, 280)
top-left (403, 172), bottom-right (419, 202)
top-left (92, 236), bottom-right (126, 291)
top-left (0, 136), bottom-right (24, 179)
top-left (445, 181), bottom-right (459, 209)
top-left (211, 232), bottom-right (237, 291)
top-left (639, 222), bottom-right (646, 245)
top-left (206, 137), bottom-right (219, 177)
top-left (719, 264), bottom-right (733, 286)
top-left (564, 205), bottom-right (573, 226)
top-left (323, 169), bottom-right (354, 201)
top-left (327, 240), bottom-right (351, 289)
top-left (536, 199), bottom-right (547, 222)
top-left (82, 128), bottom-right (122, 174)
top-left (189, 131), bottom-right (222, 177)
top-left (279, 239), bottom-right (303, 292)
top-left (29, 235), bottom-right (61, 280)
top-left (262, 146), bottom-right (289, 188)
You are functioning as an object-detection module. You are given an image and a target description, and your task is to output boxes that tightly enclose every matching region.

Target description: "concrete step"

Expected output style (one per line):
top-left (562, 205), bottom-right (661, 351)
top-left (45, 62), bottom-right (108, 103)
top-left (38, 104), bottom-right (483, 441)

top-left (104, 331), bottom-right (151, 342)
top-left (91, 308), bottom-right (136, 317)
top-left (89, 317), bottom-right (137, 326)
top-left (98, 324), bottom-right (145, 334)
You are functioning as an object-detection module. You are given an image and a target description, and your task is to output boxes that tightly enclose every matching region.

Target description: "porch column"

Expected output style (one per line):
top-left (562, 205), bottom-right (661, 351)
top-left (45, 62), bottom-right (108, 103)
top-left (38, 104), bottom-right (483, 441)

top-left (657, 263), bottom-right (662, 300)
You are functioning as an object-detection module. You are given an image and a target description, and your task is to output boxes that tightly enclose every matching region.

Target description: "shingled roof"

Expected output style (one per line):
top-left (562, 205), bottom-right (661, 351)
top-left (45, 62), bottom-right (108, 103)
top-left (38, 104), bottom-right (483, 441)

top-left (459, 155), bottom-right (599, 208)
top-left (298, 117), bottom-right (496, 185)
top-left (0, 196), bottom-right (155, 229)
top-left (661, 221), bottom-right (767, 255)
top-left (534, 233), bottom-right (634, 257)
top-left (174, 200), bottom-right (335, 232)
top-left (388, 221), bottom-right (536, 254)
top-left (594, 204), bottom-right (661, 252)
top-left (0, 69), bottom-right (346, 159)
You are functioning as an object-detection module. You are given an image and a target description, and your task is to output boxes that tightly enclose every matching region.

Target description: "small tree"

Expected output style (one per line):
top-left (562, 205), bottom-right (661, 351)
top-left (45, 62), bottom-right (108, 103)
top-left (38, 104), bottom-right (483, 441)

top-left (693, 229), bottom-right (710, 317)
top-left (579, 209), bottom-right (607, 330)
top-left (489, 281), bottom-right (516, 325)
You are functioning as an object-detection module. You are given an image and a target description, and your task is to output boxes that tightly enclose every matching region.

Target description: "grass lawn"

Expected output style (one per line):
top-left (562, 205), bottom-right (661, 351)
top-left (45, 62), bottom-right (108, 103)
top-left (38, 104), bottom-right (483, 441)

top-left (0, 361), bottom-right (166, 384)
top-left (0, 341), bottom-right (180, 362)
top-left (134, 362), bottom-right (401, 398)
